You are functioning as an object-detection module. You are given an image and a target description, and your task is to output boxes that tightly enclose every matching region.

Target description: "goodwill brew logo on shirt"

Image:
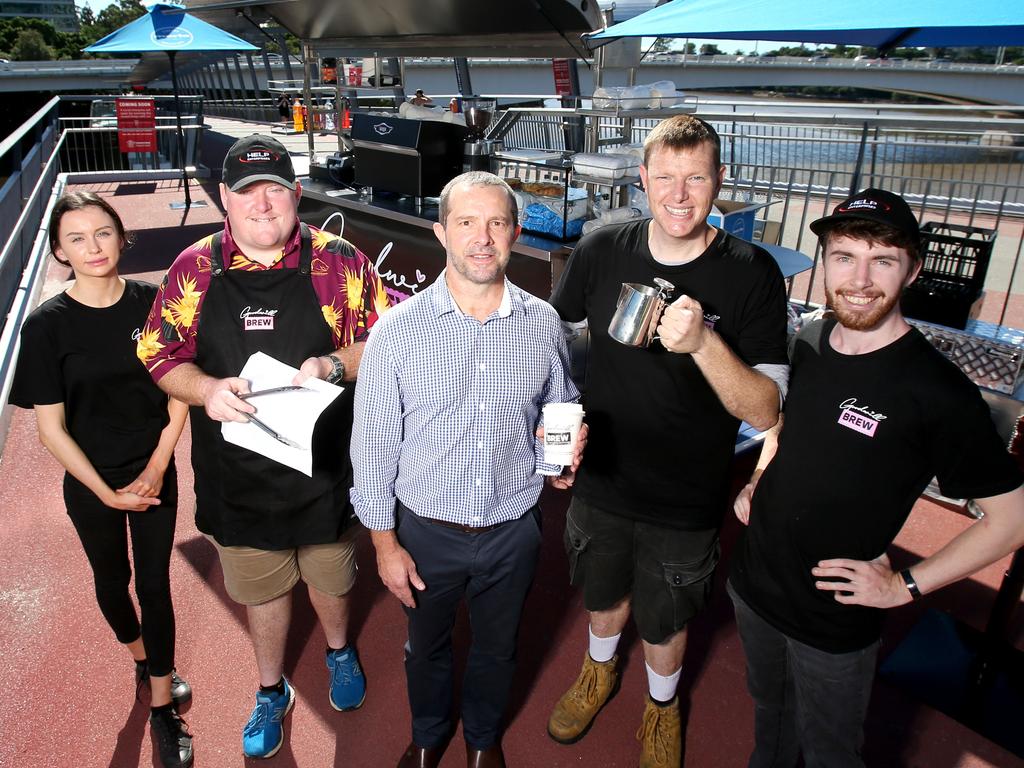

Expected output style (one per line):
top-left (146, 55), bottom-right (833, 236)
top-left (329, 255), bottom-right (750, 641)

top-left (240, 306), bottom-right (278, 331)
top-left (703, 312), bottom-right (720, 331)
top-left (837, 397), bottom-right (887, 437)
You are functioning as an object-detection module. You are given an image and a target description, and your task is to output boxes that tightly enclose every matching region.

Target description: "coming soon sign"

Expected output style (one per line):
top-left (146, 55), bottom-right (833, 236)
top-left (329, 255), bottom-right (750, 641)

top-left (115, 97), bottom-right (157, 153)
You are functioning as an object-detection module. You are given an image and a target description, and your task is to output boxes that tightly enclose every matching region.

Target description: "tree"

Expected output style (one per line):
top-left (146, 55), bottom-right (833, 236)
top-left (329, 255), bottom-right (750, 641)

top-left (12, 29), bottom-right (53, 61)
top-left (766, 45), bottom-right (812, 57)
top-left (700, 43), bottom-right (723, 55)
top-left (80, 0), bottom-right (145, 52)
top-left (78, 5), bottom-right (95, 28)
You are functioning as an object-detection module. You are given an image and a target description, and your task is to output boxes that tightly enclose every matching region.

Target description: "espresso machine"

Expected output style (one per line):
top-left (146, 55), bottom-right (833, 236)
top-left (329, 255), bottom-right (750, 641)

top-left (462, 97), bottom-right (501, 172)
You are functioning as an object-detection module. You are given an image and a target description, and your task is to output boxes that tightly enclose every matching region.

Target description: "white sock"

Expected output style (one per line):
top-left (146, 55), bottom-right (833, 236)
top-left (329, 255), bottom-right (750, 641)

top-left (588, 626), bottom-right (621, 663)
top-left (646, 662), bottom-right (681, 703)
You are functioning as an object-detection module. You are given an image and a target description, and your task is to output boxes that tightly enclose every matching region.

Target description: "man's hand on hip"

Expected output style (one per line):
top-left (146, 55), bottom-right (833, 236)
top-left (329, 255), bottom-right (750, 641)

top-left (201, 376), bottom-right (255, 422)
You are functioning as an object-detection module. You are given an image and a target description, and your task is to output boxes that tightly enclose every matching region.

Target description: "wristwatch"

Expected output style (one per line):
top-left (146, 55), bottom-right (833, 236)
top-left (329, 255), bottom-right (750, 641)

top-left (899, 568), bottom-right (922, 600)
top-left (323, 354), bottom-right (345, 384)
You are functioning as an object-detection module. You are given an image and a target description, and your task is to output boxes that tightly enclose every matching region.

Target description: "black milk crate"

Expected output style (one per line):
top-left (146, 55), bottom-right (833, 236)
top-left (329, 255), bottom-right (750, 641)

top-left (917, 221), bottom-right (996, 296)
top-left (901, 222), bottom-right (996, 330)
top-left (901, 278), bottom-right (983, 329)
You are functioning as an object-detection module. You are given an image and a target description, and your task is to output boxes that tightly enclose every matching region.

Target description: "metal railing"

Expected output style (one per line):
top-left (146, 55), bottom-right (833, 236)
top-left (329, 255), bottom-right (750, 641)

top-left (0, 96), bottom-right (61, 337)
top-left (494, 102), bottom-right (1024, 326)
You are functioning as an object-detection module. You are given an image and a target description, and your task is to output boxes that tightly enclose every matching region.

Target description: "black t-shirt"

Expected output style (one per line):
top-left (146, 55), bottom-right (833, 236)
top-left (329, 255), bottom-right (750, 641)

top-left (9, 280), bottom-right (170, 480)
top-left (730, 318), bottom-right (1023, 653)
top-left (550, 220), bottom-right (789, 529)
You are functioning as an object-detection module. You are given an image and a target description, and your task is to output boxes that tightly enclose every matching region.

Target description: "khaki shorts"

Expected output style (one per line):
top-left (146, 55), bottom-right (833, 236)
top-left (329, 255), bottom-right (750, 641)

top-left (206, 524), bottom-right (360, 605)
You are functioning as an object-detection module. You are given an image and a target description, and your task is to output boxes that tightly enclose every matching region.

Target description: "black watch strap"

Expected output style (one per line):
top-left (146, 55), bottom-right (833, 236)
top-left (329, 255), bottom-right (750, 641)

top-left (899, 568), bottom-right (921, 600)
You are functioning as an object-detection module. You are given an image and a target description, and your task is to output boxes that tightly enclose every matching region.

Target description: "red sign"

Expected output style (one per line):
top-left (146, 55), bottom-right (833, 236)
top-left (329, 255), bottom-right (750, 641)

top-left (115, 97), bottom-right (157, 153)
top-left (552, 58), bottom-right (573, 96)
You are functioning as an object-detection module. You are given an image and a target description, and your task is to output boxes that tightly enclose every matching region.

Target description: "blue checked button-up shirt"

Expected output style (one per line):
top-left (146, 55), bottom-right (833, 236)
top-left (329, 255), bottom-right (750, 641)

top-left (350, 273), bottom-right (580, 531)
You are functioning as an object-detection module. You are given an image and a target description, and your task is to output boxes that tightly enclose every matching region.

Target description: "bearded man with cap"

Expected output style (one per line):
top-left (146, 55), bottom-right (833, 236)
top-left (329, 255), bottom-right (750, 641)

top-left (728, 188), bottom-right (1024, 768)
top-left (138, 134), bottom-right (390, 759)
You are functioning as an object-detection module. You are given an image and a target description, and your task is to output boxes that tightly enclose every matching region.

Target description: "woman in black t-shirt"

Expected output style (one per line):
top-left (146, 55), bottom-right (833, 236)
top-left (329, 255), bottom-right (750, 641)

top-left (9, 191), bottom-right (193, 768)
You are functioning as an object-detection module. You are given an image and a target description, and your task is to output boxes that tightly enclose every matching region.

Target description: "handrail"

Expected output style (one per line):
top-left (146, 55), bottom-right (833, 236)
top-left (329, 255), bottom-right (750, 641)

top-left (0, 95), bottom-right (58, 159)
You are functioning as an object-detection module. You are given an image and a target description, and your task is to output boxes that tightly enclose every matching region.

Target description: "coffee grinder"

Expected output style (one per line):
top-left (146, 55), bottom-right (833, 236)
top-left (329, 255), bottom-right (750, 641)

top-left (462, 97), bottom-right (501, 172)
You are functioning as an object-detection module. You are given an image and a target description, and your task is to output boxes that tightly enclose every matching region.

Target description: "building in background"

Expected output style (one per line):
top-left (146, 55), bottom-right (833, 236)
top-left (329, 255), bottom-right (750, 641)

top-left (0, 0), bottom-right (79, 32)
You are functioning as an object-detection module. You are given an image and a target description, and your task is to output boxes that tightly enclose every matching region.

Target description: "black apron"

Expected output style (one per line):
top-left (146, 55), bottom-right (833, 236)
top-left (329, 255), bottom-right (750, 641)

top-left (191, 224), bottom-right (353, 549)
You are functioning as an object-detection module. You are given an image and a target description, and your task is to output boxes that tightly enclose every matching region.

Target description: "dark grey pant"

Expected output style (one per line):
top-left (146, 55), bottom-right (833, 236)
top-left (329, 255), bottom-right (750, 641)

top-left (397, 504), bottom-right (542, 750)
top-left (728, 581), bottom-right (878, 768)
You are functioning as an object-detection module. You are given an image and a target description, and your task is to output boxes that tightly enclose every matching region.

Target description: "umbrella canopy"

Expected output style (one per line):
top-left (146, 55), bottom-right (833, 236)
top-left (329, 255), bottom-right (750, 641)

top-left (85, 2), bottom-right (258, 209)
top-left (85, 2), bottom-right (258, 55)
top-left (589, 0), bottom-right (1024, 51)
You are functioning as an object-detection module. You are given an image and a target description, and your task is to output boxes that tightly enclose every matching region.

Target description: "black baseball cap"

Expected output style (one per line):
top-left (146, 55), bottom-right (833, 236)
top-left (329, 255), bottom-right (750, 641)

top-left (222, 134), bottom-right (296, 192)
top-left (810, 188), bottom-right (919, 241)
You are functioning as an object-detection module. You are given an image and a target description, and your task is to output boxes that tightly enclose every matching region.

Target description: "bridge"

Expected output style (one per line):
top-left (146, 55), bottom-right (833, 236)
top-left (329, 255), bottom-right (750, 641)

top-left (2, 55), bottom-right (1023, 105)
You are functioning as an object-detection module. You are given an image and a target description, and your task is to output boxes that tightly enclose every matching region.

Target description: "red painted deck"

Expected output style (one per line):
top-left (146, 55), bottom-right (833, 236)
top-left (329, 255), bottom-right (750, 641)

top-left (1, 176), bottom-right (1022, 768)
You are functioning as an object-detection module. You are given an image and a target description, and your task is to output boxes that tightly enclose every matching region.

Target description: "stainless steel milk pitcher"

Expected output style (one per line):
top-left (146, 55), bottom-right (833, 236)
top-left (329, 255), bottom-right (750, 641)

top-left (608, 277), bottom-right (675, 347)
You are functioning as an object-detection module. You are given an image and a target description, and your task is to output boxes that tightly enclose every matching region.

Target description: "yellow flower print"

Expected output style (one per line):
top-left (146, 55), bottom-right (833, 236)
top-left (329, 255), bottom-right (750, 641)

top-left (167, 274), bottom-right (202, 329)
top-left (322, 301), bottom-right (343, 340)
top-left (136, 327), bottom-right (164, 365)
top-left (312, 229), bottom-right (338, 252)
top-left (342, 265), bottom-right (365, 312)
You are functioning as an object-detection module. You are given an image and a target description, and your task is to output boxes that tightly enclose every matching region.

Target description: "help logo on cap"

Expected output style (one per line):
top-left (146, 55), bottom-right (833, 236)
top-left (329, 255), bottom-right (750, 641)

top-left (223, 134), bottom-right (296, 192)
top-left (809, 188), bottom-right (919, 240)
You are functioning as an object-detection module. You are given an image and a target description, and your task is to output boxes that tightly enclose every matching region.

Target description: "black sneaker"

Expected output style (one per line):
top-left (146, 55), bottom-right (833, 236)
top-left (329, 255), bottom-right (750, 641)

top-left (136, 662), bottom-right (193, 707)
top-left (150, 707), bottom-right (194, 768)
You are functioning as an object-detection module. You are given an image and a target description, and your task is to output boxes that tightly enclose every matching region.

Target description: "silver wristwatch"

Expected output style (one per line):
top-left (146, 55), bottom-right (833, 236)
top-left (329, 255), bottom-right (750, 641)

top-left (324, 354), bottom-right (345, 384)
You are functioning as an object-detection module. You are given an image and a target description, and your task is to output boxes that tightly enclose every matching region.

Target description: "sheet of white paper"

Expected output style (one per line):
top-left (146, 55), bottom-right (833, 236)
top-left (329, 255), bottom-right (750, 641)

top-left (221, 352), bottom-right (342, 477)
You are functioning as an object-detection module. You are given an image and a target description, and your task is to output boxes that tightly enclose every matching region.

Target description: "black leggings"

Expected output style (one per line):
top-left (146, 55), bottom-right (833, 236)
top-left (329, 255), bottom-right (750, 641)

top-left (63, 464), bottom-right (178, 677)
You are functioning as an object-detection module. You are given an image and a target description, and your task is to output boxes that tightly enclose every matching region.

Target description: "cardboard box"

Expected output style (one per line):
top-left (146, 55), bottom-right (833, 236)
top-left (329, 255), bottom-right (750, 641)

top-left (708, 199), bottom-right (778, 242)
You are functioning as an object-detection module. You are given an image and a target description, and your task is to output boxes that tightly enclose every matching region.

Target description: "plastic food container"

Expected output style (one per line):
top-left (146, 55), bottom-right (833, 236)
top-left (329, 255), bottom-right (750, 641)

top-left (572, 152), bottom-right (641, 181)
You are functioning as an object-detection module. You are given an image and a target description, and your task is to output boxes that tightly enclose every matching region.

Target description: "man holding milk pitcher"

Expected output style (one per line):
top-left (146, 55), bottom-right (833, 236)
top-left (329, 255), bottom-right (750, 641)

top-left (547, 115), bottom-right (789, 768)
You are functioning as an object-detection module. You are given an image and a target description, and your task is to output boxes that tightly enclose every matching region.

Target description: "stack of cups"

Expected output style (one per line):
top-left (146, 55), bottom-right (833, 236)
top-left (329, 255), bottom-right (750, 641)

top-left (542, 402), bottom-right (585, 465)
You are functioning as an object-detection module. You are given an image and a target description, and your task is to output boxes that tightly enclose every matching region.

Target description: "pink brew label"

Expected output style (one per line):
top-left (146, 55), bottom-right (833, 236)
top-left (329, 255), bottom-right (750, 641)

top-left (244, 316), bottom-right (274, 330)
top-left (838, 407), bottom-right (878, 437)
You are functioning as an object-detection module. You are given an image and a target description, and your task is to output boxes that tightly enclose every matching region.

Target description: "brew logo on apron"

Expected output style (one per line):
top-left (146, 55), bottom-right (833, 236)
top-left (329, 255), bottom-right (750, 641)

top-left (240, 305), bottom-right (278, 331)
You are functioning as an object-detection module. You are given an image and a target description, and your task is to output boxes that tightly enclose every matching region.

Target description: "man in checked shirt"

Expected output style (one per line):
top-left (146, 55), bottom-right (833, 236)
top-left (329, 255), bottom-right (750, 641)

top-left (351, 171), bottom-right (584, 768)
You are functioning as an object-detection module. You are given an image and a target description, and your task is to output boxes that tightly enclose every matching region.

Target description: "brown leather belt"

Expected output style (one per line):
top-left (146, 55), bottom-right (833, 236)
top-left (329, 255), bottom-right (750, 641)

top-left (420, 516), bottom-right (506, 534)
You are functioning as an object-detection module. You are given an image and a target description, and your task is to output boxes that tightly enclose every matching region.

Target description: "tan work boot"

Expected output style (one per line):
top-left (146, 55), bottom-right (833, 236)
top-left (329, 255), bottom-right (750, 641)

top-left (636, 696), bottom-right (681, 768)
top-left (547, 653), bottom-right (620, 744)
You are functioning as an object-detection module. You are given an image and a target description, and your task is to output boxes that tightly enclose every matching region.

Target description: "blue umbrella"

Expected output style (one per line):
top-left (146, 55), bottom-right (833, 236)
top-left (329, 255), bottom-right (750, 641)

top-left (589, 0), bottom-right (1024, 50)
top-left (85, 2), bottom-right (258, 208)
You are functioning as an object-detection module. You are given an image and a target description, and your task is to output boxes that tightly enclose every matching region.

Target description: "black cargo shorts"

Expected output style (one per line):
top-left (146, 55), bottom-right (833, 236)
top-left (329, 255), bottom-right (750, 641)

top-left (563, 496), bottom-right (720, 644)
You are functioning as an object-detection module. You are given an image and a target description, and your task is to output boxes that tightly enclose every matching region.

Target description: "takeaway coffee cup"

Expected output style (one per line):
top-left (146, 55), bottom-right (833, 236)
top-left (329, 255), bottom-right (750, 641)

top-left (542, 402), bottom-right (585, 465)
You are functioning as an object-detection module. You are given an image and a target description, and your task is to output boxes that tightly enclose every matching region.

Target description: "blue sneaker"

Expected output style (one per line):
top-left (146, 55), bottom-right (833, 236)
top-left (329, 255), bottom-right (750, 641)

top-left (242, 679), bottom-right (295, 759)
top-left (326, 645), bottom-right (366, 711)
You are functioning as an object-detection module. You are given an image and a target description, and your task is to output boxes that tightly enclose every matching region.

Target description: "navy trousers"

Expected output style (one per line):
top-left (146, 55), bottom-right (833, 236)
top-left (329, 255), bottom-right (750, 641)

top-left (397, 503), bottom-right (542, 750)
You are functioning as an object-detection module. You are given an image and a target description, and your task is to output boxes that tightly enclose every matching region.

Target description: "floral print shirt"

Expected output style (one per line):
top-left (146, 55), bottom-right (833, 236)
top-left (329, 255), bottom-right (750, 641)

top-left (137, 221), bottom-right (390, 380)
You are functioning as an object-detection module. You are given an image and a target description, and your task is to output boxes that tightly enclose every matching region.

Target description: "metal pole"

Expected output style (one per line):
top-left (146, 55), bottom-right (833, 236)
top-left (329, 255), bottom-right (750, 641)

top-left (168, 51), bottom-right (192, 209)
top-left (302, 42), bottom-right (315, 159)
top-left (849, 122), bottom-right (869, 196)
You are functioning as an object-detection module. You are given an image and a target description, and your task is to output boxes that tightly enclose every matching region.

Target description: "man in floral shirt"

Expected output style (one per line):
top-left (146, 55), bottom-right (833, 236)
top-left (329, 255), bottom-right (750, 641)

top-left (139, 134), bottom-right (389, 759)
